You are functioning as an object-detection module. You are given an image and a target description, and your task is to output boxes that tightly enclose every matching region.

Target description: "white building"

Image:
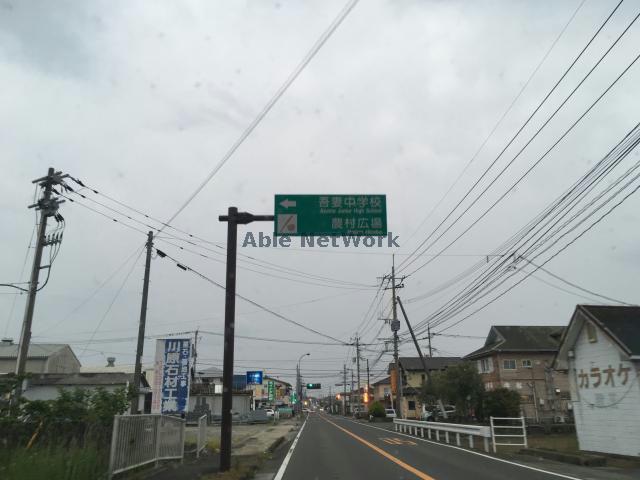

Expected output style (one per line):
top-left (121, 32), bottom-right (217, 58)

top-left (554, 305), bottom-right (640, 457)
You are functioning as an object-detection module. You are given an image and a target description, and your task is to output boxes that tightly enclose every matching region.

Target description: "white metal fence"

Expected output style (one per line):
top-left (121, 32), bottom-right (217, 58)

top-left (394, 418), bottom-right (492, 452)
top-left (490, 416), bottom-right (527, 453)
top-left (108, 414), bottom-right (186, 479)
top-left (196, 414), bottom-right (207, 458)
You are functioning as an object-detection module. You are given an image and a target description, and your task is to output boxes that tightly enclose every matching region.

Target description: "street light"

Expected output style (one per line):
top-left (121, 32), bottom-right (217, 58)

top-left (297, 353), bottom-right (310, 414)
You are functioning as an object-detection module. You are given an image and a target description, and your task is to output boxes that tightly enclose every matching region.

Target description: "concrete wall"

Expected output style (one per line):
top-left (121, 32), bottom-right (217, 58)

top-left (21, 384), bottom-right (145, 413)
top-left (570, 320), bottom-right (640, 457)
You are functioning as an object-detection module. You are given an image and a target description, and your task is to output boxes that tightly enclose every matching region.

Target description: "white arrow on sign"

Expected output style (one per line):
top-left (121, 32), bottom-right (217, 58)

top-left (279, 199), bottom-right (297, 209)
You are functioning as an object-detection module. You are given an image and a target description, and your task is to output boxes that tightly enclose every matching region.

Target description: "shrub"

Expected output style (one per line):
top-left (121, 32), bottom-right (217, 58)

top-left (484, 388), bottom-right (521, 417)
top-left (368, 401), bottom-right (386, 418)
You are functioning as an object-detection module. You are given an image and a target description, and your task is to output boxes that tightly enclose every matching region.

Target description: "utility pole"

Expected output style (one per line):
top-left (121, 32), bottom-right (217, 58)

top-left (192, 328), bottom-right (199, 378)
top-left (14, 168), bottom-right (67, 399)
top-left (390, 256), bottom-right (403, 419)
top-left (366, 358), bottom-right (370, 404)
top-left (350, 369), bottom-right (354, 414)
top-left (355, 336), bottom-right (361, 415)
top-left (342, 364), bottom-right (347, 416)
top-left (427, 324), bottom-right (433, 358)
top-left (396, 296), bottom-right (432, 391)
top-left (218, 207), bottom-right (273, 472)
top-left (130, 230), bottom-right (153, 414)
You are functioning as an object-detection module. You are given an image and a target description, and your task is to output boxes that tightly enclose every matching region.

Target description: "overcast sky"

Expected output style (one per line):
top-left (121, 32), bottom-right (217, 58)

top-left (1, 0), bottom-right (639, 391)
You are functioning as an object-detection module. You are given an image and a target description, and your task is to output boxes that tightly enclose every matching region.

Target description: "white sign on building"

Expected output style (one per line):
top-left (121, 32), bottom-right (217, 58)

top-left (555, 305), bottom-right (640, 457)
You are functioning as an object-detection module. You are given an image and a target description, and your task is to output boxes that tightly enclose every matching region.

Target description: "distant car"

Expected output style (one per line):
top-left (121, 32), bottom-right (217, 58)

top-left (265, 408), bottom-right (275, 418)
top-left (384, 408), bottom-right (397, 418)
top-left (421, 405), bottom-right (455, 422)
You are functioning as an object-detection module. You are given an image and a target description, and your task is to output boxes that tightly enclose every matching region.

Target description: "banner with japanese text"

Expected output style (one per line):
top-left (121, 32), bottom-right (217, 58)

top-left (151, 338), bottom-right (191, 414)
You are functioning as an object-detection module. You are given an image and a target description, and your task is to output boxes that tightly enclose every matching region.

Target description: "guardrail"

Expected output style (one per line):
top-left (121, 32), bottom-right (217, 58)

top-left (196, 414), bottom-right (207, 458)
top-left (108, 414), bottom-right (185, 479)
top-left (490, 416), bottom-right (527, 453)
top-left (393, 418), bottom-right (492, 452)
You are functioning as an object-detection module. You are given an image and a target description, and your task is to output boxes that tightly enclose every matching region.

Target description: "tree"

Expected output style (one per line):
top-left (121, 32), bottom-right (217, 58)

top-left (421, 362), bottom-right (484, 419)
top-left (368, 401), bottom-right (385, 418)
top-left (483, 388), bottom-right (521, 417)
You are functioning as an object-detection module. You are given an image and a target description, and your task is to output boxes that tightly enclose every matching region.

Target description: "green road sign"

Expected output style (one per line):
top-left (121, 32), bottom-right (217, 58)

top-left (268, 381), bottom-right (276, 402)
top-left (274, 194), bottom-right (387, 236)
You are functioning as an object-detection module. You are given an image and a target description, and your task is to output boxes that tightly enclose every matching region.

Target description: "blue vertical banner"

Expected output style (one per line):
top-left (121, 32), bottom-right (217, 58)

top-left (160, 338), bottom-right (191, 414)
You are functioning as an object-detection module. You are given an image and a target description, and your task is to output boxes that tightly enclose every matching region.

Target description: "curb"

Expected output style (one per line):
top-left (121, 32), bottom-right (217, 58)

top-left (519, 448), bottom-right (606, 466)
top-left (267, 436), bottom-right (286, 453)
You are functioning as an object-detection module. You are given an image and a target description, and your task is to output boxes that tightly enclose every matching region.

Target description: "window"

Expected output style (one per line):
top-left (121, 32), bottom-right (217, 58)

top-left (586, 322), bottom-right (598, 343)
top-left (408, 401), bottom-right (416, 411)
top-left (485, 382), bottom-right (494, 390)
top-left (522, 359), bottom-right (532, 368)
top-left (480, 358), bottom-right (491, 373)
top-left (503, 382), bottom-right (510, 389)
top-left (516, 382), bottom-right (523, 390)
top-left (503, 359), bottom-right (516, 370)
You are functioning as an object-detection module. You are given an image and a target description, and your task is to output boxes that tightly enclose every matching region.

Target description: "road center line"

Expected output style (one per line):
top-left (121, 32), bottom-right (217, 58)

top-left (319, 414), bottom-right (436, 480)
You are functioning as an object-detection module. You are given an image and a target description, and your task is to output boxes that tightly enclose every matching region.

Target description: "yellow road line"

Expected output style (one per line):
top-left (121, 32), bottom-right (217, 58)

top-left (320, 415), bottom-right (436, 480)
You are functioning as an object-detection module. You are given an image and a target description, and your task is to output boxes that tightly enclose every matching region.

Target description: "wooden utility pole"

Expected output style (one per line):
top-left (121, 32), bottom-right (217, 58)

top-left (14, 168), bottom-right (67, 399)
top-left (131, 230), bottom-right (153, 414)
top-left (218, 208), bottom-right (273, 472)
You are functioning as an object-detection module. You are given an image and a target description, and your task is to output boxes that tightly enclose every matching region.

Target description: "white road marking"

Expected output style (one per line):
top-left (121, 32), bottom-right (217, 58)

top-left (273, 417), bottom-right (308, 480)
top-left (334, 415), bottom-right (585, 480)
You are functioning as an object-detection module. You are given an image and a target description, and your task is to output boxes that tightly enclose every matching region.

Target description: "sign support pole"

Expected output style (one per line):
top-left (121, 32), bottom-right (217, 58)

top-left (218, 208), bottom-right (273, 472)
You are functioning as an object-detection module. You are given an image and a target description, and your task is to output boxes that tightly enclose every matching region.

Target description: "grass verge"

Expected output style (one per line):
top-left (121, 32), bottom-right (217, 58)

top-left (0, 445), bottom-right (107, 480)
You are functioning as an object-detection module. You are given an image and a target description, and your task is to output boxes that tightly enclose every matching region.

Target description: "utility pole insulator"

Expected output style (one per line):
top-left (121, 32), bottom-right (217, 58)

top-left (14, 167), bottom-right (67, 401)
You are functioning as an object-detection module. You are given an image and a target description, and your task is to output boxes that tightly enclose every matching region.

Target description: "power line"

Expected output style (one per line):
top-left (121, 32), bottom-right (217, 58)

top-left (77, 247), bottom-right (145, 357)
top-left (155, 248), bottom-right (350, 345)
top-left (161, 0), bottom-right (360, 229)
top-left (436, 179), bottom-right (640, 335)
top-left (404, 42), bottom-right (640, 278)
top-left (522, 257), bottom-right (633, 305)
top-left (402, 0), bottom-right (587, 247)
top-left (398, 0), bottom-right (629, 274)
top-left (406, 122), bottom-right (640, 336)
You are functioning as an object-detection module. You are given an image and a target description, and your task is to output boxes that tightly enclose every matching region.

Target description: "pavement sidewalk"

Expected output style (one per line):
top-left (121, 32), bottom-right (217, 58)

top-left (144, 418), bottom-right (302, 479)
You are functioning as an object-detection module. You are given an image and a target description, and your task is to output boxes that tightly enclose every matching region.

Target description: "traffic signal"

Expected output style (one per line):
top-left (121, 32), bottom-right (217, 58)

top-left (306, 383), bottom-right (321, 389)
top-left (363, 391), bottom-right (369, 403)
top-left (336, 394), bottom-right (341, 400)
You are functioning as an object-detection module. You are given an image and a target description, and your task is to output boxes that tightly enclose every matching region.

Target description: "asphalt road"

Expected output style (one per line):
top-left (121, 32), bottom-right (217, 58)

top-left (277, 412), bottom-right (585, 480)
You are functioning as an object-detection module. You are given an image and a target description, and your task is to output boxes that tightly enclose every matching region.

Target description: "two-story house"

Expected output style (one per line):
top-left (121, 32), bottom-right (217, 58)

top-left (464, 325), bottom-right (570, 422)
top-left (389, 357), bottom-right (462, 419)
top-left (372, 376), bottom-right (391, 407)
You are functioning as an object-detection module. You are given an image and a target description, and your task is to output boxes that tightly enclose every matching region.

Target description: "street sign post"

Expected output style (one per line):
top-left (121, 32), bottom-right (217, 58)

top-left (267, 381), bottom-right (275, 402)
top-left (274, 194), bottom-right (387, 236)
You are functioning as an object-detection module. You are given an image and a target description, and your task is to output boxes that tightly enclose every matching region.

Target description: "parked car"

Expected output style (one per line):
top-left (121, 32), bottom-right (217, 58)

top-left (265, 408), bottom-right (275, 418)
top-left (384, 408), bottom-right (397, 418)
top-left (421, 405), bottom-right (456, 422)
